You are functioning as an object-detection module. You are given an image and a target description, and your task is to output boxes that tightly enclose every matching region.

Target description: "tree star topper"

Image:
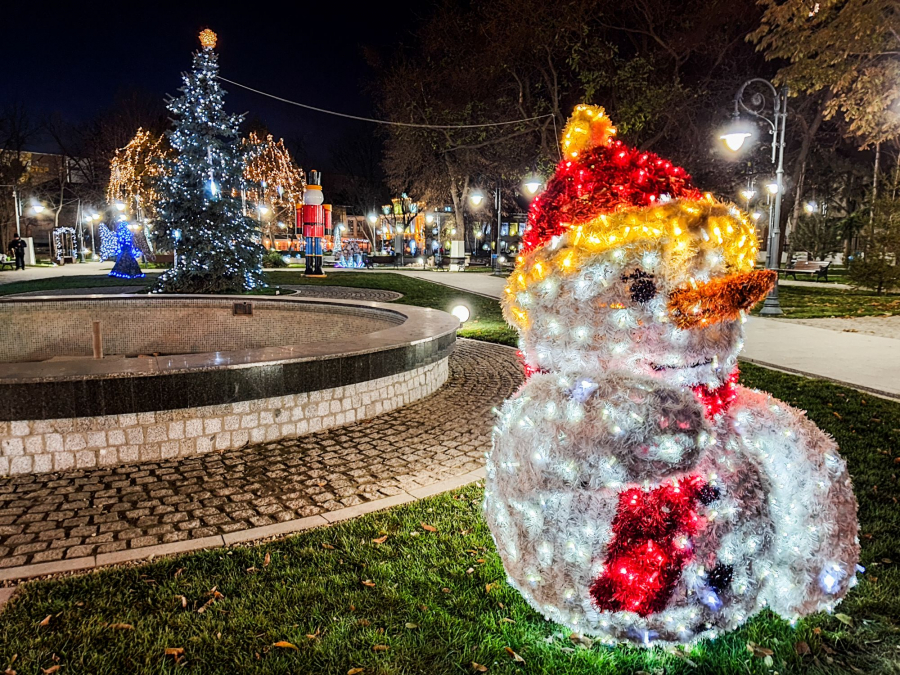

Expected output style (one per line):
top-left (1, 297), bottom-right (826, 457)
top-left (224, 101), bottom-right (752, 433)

top-left (199, 29), bottom-right (217, 49)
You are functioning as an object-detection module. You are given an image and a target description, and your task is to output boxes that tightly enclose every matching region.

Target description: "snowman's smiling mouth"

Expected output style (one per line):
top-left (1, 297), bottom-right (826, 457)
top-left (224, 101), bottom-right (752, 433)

top-left (648, 358), bottom-right (714, 372)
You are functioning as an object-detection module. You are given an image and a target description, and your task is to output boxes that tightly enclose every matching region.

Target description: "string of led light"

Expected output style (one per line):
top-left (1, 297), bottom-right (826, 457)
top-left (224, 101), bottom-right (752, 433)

top-left (216, 76), bottom-right (554, 130)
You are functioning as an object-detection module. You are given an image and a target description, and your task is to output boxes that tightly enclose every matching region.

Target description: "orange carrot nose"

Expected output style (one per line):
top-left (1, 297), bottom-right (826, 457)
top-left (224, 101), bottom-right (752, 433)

top-left (667, 270), bottom-right (776, 330)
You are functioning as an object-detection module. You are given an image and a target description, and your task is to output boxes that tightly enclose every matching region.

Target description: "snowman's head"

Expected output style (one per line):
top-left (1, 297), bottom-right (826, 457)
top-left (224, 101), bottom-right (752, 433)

top-left (505, 106), bottom-right (774, 389)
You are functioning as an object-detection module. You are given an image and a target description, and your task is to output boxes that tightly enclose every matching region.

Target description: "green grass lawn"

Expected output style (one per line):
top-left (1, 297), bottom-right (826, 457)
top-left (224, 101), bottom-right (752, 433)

top-left (0, 364), bottom-right (897, 674)
top-left (759, 285), bottom-right (900, 319)
top-left (0, 275), bottom-right (153, 297)
top-left (266, 271), bottom-right (519, 347)
top-left (0, 271), bottom-right (898, 673)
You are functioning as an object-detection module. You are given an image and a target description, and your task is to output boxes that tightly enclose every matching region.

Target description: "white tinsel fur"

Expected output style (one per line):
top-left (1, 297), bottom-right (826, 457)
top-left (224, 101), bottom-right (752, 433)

top-left (485, 212), bottom-right (859, 647)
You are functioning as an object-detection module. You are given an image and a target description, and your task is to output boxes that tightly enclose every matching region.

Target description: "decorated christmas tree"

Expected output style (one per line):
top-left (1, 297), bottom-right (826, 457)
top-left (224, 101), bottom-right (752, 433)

top-left (153, 29), bottom-right (265, 294)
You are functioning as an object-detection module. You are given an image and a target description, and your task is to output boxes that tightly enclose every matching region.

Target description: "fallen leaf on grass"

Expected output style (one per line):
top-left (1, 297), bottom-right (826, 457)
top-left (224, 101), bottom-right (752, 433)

top-left (795, 641), bottom-right (810, 655)
top-left (405, 623), bottom-right (418, 629)
top-left (39, 615), bottom-right (51, 627)
top-left (501, 618), bottom-right (515, 624)
top-left (42, 667), bottom-right (60, 674)
top-left (197, 598), bottom-right (215, 614)
top-left (466, 567), bottom-right (475, 575)
top-left (372, 645), bottom-right (389, 652)
top-left (421, 523), bottom-right (437, 532)
top-left (174, 568), bottom-right (184, 578)
top-left (505, 647), bottom-right (525, 663)
top-left (273, 641), bottom-right (298, 650)
top-left (347, 669), bottom-right (364, 675)
top-left (357, 619), bottom-right (371, 627)
top-left (264, 552), bottom-right (271, 568)
top-left (835, 613), bottom-right (854, 626)
top-left (322, 543), bottom-right (335, 550)
top-left (485, 583), bottom-right (495, 593)
top-left (747, 641), bottom-right (774, 657)
top-left (372, 535), bottom-right (388, 544)
top-left (164, 647), bottom-right (184, 658)
top-left (107, 623), bottom-right (134, 630)
top-left (569, 634), bottom-right (593, 648)
top-left (177, 595), bottom-right (187, 608)
top-left (442, 588), bottom-right (451, 593)
top-left (472, 662), bottom-right (488, 672)
top-left (361, 580), bottom-right (376, 588)
top-left (4, 668), bottom-right (15, 675)
top-left (306, 628), bottom-right (321, 640)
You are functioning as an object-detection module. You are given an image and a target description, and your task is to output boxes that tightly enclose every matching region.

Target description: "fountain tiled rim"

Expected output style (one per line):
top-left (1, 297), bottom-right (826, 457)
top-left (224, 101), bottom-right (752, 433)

top-left (0, 294), bottom-right (459, 421)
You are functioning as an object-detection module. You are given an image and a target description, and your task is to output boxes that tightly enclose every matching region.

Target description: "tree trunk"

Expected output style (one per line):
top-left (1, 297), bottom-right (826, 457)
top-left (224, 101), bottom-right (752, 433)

top-left (786, 105), bottom-right (826, 246)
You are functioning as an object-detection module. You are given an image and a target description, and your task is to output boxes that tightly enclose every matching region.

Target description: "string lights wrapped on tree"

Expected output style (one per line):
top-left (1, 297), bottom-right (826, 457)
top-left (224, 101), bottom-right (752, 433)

top-left (107, 128), bottom-right (169, 220)
top-left (152, 29), bottom-right (266, 294)
top-left (485, 105), bottom-right (860, 647)
top-left (243, 131), bottom-right (306, 246)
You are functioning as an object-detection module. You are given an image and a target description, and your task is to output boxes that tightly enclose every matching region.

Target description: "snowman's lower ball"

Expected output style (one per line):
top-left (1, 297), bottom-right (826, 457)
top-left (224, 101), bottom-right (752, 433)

top-left (484, 372), bottom-right (773, 646)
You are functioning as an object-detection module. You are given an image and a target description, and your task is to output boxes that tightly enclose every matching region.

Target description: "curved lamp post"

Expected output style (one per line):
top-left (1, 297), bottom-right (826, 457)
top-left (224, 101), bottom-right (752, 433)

top-left (720, 78), bottom-right (788, 317)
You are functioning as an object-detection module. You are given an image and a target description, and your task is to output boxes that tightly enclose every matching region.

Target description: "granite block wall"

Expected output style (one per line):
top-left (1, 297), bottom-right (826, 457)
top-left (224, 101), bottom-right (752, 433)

top-left (0, 358), bottom-right (448, 476)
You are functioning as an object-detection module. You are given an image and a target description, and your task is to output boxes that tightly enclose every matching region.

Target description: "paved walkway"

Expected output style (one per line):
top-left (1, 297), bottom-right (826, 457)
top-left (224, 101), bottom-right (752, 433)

top-left (0, 340), bottom-right (521, 579)
top-left (785, 315), bottom-right (900, 340)
top-left (0, 262), bottom-right (162, 286)
top-left (394, 270), bottom-right (900, 398)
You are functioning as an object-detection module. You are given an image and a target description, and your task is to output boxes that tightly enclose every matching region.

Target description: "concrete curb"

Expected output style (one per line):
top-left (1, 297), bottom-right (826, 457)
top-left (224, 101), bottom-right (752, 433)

top-left (0, 467), bottom-right (486, 584)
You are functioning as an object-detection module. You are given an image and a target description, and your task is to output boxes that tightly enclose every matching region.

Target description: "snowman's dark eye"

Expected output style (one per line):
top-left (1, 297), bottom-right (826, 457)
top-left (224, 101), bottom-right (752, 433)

top-left (622, 269), bottom-right (657, 304)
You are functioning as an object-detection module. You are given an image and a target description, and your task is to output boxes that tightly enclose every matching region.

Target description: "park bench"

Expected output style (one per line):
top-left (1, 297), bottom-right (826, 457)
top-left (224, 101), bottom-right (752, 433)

top-left (368, 255), bottom-right (398, 268)
top-left (776, 260), bottom-right (831, 281)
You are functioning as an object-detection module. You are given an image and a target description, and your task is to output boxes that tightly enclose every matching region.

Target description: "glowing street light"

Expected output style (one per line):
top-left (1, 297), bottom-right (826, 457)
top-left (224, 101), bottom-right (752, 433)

top-left (468, 190), bottom-right (485, 208)
top-left (719, 78), bottom-right (789, 316)
top-left (425, 213), bottom-right (434, 224)
top-left (804, 201), bottom-right (817, 213)
top-left (740, 189), bottom-right (756, 201)
top-left (115, 202), bottom-right (126, 212)
top-left (522, 174), bottom-right (543, 196)
top-left (32, 203), bottom-right (45, 214)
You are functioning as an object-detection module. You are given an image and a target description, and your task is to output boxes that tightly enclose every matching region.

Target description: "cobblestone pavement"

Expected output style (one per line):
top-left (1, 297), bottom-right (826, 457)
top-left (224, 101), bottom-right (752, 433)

top-left (281, 285), bottom-right (403, 302)
top-left (0, 340), bottom-right (521, 569)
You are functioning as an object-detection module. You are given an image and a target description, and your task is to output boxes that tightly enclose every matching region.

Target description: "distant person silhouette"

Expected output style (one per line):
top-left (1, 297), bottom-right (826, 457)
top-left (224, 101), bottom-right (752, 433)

top-left (8, 235), bottom-right (26, 270)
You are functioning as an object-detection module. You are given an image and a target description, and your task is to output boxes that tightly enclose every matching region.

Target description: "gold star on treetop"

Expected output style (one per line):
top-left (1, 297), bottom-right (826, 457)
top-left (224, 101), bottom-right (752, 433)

top-left (199, 29), bottom-right (217, 49)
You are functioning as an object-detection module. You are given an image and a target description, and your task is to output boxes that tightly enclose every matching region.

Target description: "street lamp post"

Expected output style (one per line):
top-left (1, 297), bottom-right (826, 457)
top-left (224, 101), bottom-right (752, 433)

top-left (720, 78), bottom-right (788, 317)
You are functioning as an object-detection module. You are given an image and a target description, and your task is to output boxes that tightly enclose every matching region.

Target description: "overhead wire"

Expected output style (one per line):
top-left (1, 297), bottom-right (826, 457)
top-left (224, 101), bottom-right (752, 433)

top-left (217, 76), bottom-right (554, 130)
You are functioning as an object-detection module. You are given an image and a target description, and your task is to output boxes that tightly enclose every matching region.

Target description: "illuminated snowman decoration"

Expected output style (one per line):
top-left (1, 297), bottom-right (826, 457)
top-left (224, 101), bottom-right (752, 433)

top-left (484, 106), bottom-right (859, 646)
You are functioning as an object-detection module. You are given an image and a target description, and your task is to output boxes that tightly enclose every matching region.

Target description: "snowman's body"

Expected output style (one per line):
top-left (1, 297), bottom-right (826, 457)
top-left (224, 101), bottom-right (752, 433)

top-left (486, 374), bottom-right (857, 645)
top-left (486, 149), bottom-right (860, 646)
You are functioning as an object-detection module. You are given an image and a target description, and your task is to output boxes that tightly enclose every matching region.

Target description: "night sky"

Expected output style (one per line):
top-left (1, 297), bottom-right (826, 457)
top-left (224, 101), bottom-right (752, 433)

top-left (2, 1), bottom-right (432, 166)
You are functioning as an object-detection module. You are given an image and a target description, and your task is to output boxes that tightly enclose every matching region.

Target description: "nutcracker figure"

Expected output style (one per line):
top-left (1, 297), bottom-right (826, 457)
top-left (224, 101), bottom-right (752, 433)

top-left (301, 170), bottom-right (327, 277)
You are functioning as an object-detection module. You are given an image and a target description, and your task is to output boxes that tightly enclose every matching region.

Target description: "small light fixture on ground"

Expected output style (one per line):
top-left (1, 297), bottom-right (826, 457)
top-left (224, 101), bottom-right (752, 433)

top-left (451, 304), bottom-right (470, 323)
